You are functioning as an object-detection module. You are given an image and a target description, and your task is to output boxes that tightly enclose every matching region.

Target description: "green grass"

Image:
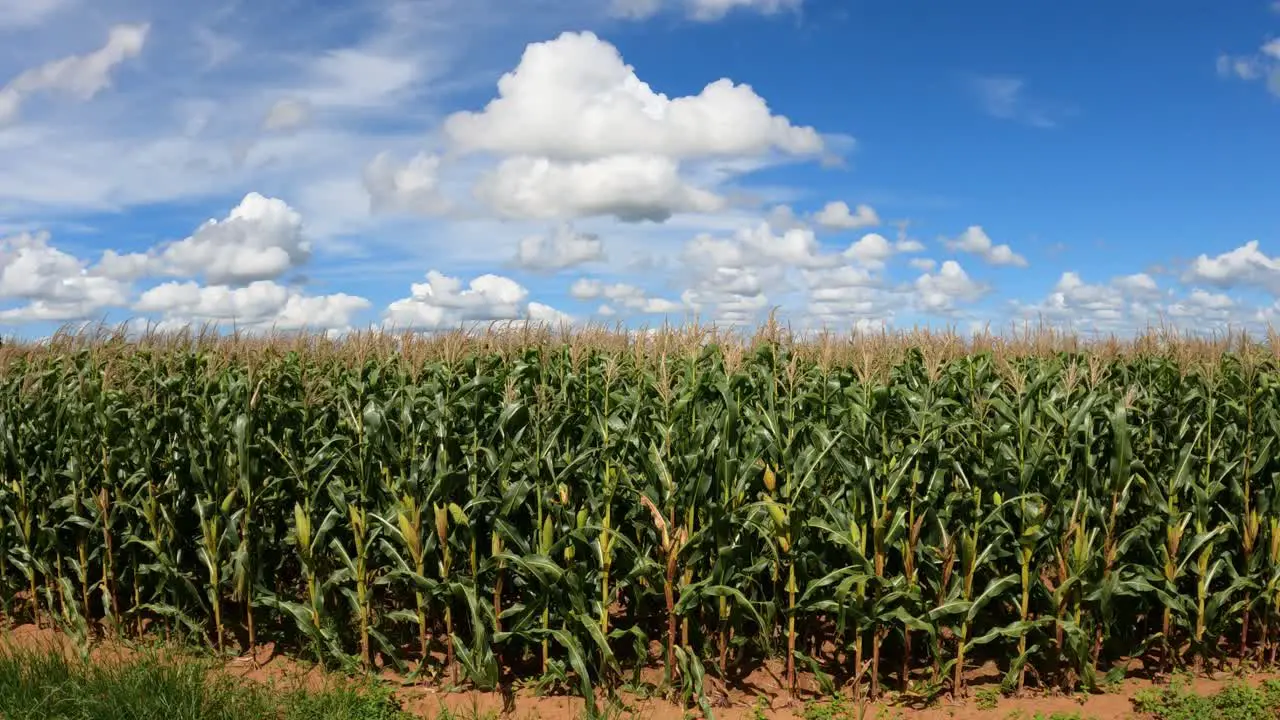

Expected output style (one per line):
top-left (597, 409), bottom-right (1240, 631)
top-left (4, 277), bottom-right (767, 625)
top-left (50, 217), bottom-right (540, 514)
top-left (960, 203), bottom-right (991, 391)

top-left (1131, 679), bottom-right (1280, 719)
top-left (0, 643), bottom-right (412, 720)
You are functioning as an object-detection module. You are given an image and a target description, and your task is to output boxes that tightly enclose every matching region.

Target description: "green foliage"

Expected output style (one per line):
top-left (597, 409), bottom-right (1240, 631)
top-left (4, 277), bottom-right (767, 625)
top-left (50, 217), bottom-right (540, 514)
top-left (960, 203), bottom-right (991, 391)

top-left (0, 643), bottom-right (410, 719)
top-left (975, 686), bottom-right (1001, 710)
top-left (3, 327), bottom-right (1280, 716)
top-left (800, 693), bottom-right (864, 720)
top-left (1132, 679), bottom-right (1280, 719)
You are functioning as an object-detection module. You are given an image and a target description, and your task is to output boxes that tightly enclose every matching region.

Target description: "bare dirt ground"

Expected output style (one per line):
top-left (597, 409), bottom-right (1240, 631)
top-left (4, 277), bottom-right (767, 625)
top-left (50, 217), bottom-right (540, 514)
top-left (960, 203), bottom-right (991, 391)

top-left (2, 622), bottom-right (1277, 719)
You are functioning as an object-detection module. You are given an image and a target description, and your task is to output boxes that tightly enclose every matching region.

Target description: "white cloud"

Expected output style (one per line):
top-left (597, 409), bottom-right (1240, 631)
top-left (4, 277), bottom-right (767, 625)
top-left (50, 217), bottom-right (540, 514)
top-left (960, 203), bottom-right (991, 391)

top-left (514, 223), bottom-right (604, 271)
top-left (384, 270), bottom-right (532, 329)
top-left (970, 75), bottom-right (1061, 128)
top-left (442, 31), bottom-right (822, 161)
top-left (159, 193), bottom-right (310, 285)
top-left (685, 0), bottom-right (802, 21)
top-left (1185, 241), bottom-right (1280, 294)
top-left (263, 98), bottom-right (311, 132)
top-left (133, 280), bottom-right (369, 332)
top-left (0, 0), bottom-right (71, 28)
top-left (0, 23), bottom-right (148, 125)
top-left (476, 154), bottom-right (723, 221)
top-left (609, 0), bottom-right (663, 19)
top-left (914, 260), bottom-right (987, 312)
top-left (680, 267), bottom-right (769, 324)
top-left (610, 0), bottom-right (801, 21)
top-left (527, 301), bottom-right (574, 326)
top-left (1168, 288), bottom-right (1235, 324)
top-left (908, 257), bottom-right (937, 272)
top-left (684, 221), bottom-right (846, 273)
top-left (1112, 272), bottom-right (1160, 297)
top-left (944, 225), bottom-right (1027, 267)
top-left (1015, 271), bottom-right (1173, 333)
top-left (0, 231), bottom-right (130, 321)
top-left (302, 48), bottom-right (423, 111)
top-left (843, 232), bottom-right (920, 268)
top-left (815, 201), bottom-right (879, 230)
top-left (1217, 38), bottom-right (1280, 97)
top-left (363, 152), bottom-right (452, 216)
top-left (570, 277), bottom-right (684, 314)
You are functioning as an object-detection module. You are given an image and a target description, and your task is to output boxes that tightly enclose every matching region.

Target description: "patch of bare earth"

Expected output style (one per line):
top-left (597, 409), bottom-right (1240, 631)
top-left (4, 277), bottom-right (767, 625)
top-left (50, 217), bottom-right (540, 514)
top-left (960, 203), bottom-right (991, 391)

top-left (3, 623), bottom-right (1278, 719)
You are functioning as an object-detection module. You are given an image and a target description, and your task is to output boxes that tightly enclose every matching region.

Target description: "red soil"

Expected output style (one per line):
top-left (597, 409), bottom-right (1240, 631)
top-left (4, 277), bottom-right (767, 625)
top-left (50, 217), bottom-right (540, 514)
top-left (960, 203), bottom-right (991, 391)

top-left (3, 622), bottom-right (1276, 719)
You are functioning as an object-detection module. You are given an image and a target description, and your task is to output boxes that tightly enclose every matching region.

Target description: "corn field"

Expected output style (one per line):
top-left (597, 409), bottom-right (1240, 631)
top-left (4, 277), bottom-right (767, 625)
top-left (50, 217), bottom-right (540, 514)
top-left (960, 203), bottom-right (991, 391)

top-left (2, 324), bottom-right (1280, 712)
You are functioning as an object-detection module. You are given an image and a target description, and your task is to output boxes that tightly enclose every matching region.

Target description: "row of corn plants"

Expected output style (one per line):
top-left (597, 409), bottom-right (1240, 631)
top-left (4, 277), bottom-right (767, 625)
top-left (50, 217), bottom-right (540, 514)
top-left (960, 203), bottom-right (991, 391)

top-left (1, 327), bottom-right (1279, 715)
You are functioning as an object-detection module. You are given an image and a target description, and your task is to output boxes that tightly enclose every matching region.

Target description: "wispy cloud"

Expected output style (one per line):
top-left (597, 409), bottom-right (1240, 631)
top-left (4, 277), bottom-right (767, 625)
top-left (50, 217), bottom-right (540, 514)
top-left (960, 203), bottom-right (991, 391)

top-left (1217, 37), bottom-right (1280, 97)
top-left (969, 75), bottom-right (1070, 128)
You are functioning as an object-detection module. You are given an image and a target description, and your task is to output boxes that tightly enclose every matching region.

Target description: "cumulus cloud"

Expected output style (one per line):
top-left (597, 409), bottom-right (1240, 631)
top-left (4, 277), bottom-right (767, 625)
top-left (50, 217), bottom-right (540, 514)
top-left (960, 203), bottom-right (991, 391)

top-left (1185, 241), bottom-right (1280, 294)
top-left (363, 152), bottom-right (452, 216)
top-left (0, 231), bottom-right (130, 321)
top-left (384, 271), bottom-right (533, 329)
top-left (514, 223), bottom-right (605, 271)
top-left (1014, 271), bottom-right (1176, 334)
top-left (134, 280), bottom-right (369, 332)
top-left (443, 31), bottom-right (822, 161)
top-left (476, 155), bottom-right (724, 221)
top-left (815, 201), bottom-right (879, 230)
top-left (1168, 289), bottom-right (1235, 325)
top-left (159, 193), bottom-right (311, 285)
top-left (944, 226), bottom-right (1027, 267)
top-left (571, 277), bottom-right (684, 314)
top-left (527, 301), bottom-right (575, 326)
top-left (684, 222), bottom-right (834, 272)
top-left (914, 260), bottom-right (988, 313)
top-left (843, 232), bottom-right (922, 268)
top-left (0, 23), bottom-right (148, 124)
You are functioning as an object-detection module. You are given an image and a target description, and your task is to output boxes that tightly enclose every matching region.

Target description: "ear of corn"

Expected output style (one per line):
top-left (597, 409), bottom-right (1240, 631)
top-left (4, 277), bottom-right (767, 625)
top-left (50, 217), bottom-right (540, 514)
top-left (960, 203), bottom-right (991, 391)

top-left (3, 328), bottom-right (1280, 712)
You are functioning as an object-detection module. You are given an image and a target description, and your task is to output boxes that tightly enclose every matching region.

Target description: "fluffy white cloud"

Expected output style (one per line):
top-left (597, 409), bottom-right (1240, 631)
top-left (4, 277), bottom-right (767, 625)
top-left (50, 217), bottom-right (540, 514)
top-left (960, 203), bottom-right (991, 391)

top-left (1168, 289), bottom-right (1235, 325)
top-left (385, 271), bottom-right (533, 329)
top-left (685, 222), bottom-right (835, 272)
top-left (945, 226), bottom-right (1027, 267)
top-left (680, 268), bottom-right (769, 324)
top-left (0, 231), bottom-right (130, 321)
top-left (815, 201), bottom-right (880, 230)
top-left (159, 193), bottom-right (310, 285)
top-left (1014, 271), bottom-right (1175, 333)
top-left (476, 155), bottom-right (723, 221)
top-left (134, 280), bottom-right (369, 332)
top-left (527, 301), bottom-right (575, 326)
top-left (571, 277), bottom-right (684, 314)
top-left (1112, 272), bottom-right (1160, 297)
top-left (914, 260), bottom-right (988, 312)
top-left (443, 31), bottom-right (822, 161)
top-left (1185, 241), bottom-right (1280, 294)
top-left (263, 98), bottom-right (311, 132)
top-left (908, 257), bottom-right (937, 272)
top-left (515, 223), bottom-right (604, 271)
top-left (843, 232), bottom-right (921, 268)
top-left (0, 23), bottom-right (148, 124)
top-left (363, 152), bottom-right (452, 216)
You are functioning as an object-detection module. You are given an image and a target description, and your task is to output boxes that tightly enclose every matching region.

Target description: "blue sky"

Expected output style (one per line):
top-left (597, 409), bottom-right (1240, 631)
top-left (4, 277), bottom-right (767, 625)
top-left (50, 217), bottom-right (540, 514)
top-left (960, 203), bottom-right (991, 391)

top-left (0, 0), bottom-right (1278, 337)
